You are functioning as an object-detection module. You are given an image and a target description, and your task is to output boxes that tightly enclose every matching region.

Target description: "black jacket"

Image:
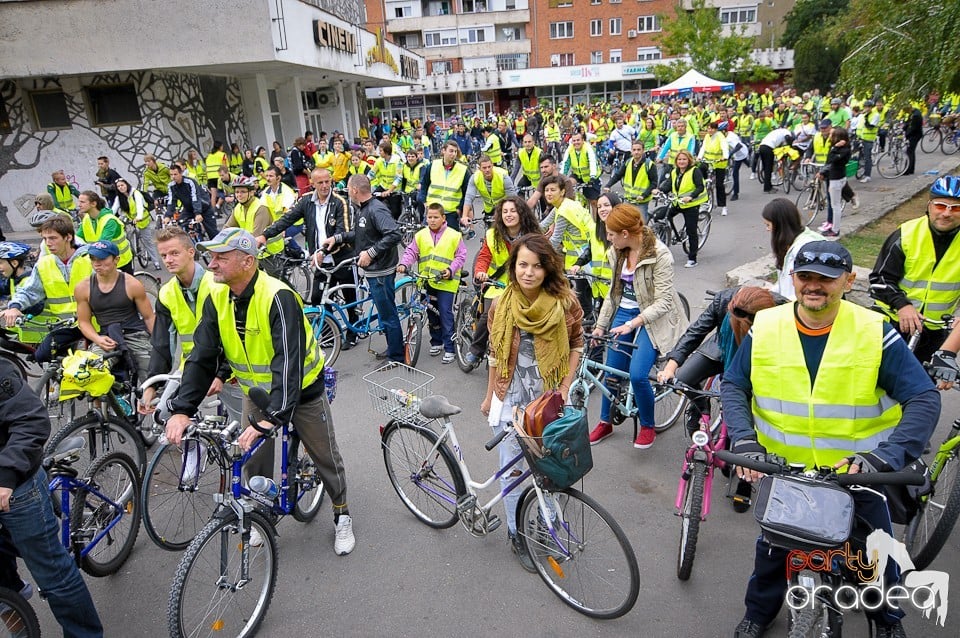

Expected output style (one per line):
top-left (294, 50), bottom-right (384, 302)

top-left (335, 196), bottom-right (401, 276)
top-left (165, 177), bottom-right (211, 217)
top-left (820, 143), bottom-right (851, 181)
top-left (0, 359), bottom-right (50, 490)
top-left (263, 190), bottom-right (353, 262)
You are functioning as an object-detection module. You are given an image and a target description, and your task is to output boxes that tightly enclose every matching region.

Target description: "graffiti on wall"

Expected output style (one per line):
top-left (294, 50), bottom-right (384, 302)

top-left (0, 70), bottom-right (248, 233)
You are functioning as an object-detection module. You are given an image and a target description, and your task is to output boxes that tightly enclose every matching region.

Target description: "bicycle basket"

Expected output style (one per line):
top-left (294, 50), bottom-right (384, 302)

top-left (754, 475), bottom-right (854, 551)
top-left (514, 406), bottom-right (593, 490)
top-left (59, 349), bottom-right (115, 400)
top-left (362, 362), bottom-right (434, 424)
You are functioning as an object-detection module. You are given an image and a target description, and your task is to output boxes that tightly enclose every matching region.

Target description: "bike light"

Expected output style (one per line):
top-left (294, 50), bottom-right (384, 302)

top-left (691, 431), bottom-right (710, 447)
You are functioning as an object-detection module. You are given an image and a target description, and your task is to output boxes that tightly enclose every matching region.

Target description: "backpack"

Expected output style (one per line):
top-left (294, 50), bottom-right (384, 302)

top-left (139, 189), bottom-right (155, 211)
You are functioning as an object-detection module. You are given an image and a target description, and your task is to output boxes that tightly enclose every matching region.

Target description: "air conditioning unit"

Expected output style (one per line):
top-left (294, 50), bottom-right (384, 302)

top-left (316, 90), bottom-right (339, 107)
top-left (627, 29), bottom-right (638, 38)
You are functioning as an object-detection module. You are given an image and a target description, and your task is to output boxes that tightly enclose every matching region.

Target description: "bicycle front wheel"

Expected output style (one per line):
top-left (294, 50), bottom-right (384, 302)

top-left (651, 374), bottom-right (687, 433)
top-left (168, 510), bottom-right (278, 638)
top-left (676, 461), bottom-right (707, 581)
top-left (941, 133), bottom-right (960, 156)
top-left (876, 152), bottom-right (907, 179)
top-left (681, 210), bottom-right (712, 254)
top-left (142, 440), bottom-right (225, 551)
top-left (0, 586), bottom-right (41, 638)
top-left (454, 291), bottom-right (481, 373)
top-left (290, 434), bottom-right (325, 523)
top-left (381, 421), bottom-right (464, 528)
top-left (796, 183), bottom-right (825, 227)
top-left (306, 309), bottom-right (342, 368)
top-left (403, 311), bottom-right (423, 367)
top-left (46, 413), bottom-right (147, 476)
top-left (904, 449), bottom-right (960, 570)
top-left (517, 487), bottom-right (639, 619)
top-left (921, 128), bottom-right (942, 153)
top-left (71, 451), bottom-right (141, 577)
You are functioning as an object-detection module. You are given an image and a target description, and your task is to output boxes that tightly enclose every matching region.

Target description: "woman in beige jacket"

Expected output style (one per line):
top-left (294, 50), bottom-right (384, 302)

top-left (589, 204), bottom-right (689, 449)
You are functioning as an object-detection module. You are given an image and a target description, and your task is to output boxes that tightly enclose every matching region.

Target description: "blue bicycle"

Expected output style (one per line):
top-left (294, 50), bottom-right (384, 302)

top-left (304, 256), bottom-right (425, 367)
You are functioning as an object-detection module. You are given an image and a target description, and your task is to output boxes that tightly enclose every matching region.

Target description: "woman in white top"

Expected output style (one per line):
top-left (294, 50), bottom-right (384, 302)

top-left (761, 198), bottom-right (823, 300)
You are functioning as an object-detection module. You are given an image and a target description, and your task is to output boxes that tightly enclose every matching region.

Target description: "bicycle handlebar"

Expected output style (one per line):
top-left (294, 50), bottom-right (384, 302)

top-left (714, 450), bottom-right (927, 486)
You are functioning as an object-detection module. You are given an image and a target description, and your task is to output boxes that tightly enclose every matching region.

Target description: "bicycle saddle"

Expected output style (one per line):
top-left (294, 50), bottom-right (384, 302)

top-left (419, 395), bottom-right (462, 419)
top-left (41, 436), bottom-right (86, 470)
top-left (0, 331), bottom-right (34, 356)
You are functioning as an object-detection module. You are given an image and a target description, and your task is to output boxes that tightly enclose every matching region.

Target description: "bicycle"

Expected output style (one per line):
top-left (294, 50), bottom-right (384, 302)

top-left (46, 436), bottom-right (142, 577)
top-left (366, 363), bottom-right (640, 619)
top-left (718, 449), bottom-right (925, 638)
top-left (647, 192), bottom-right (712, 257)
top-left (875, 127), bottom-right (909, 179)
top-left (941, 125), bottom-right (960, 156)
top-left (920, 116), bottom-right (943, 153)
top-left (396, 192), bottom-right (423, 247)
top-left (269, 241), bottom-right (313, 302)
top-left (772, 146), bottom-right (802, 194)
top-left (303, 257), bottom-right (424, 368)
top-left (794, 165), bottom-right (827, 227)
top-left (166, 386), bottom-right (326, 637)
top-left (452, 278), bottom-right (505, 373)
top-left (0, 584), bottom-right (40, 637)
top-left (568, 334), bottom-right (688, 439)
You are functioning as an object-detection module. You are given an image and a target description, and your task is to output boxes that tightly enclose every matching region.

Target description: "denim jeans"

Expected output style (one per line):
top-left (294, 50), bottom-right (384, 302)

top-left (426, 285), bottom-right (455, 353)
top-left (600, 307), bottom-right (657, 427)
top-left (0, 469), bottom-right (103, 637)
top-left (368, 273), bottom-right (404, 362)
top-left (861, 140), bottom-right (874, 177)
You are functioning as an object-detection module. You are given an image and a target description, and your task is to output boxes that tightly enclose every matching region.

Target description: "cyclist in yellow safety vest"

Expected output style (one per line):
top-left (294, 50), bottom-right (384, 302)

top-left (605, 141), bottom-right (657, 219)
top-left (204, 141), bottom-right (228, 211)
top-left (140, 225), bottom-right (226, 417)
top-left (47, 170), bottom-right (79, 210)
top-left (481, 127), bottom-right (502, 166)
top-left (312, 139), bottom-right (335, 173)
top-left (870, 176), bottom-right (960, 363)
top-left (569, 191), bottom-right (616, 301)
top-left (222, 175), bottom-right (284, 277)
top-left (697, 120), bottom-right (730, 216)
top-left (514, 134), bottom-right (542, 190)
top-left (463, 155), bottom-right (518, 225)
top-left (113, 178), bottom-right (161, 270)
top-left (0, 215), bottom-right (93, 362)
top-left (0, 241), bottom-right (47, 344)
top-left (655, 149), bottom-right (708, 268)
top-left (397, 203), bottom-right (466, 364)
top-left (253, 146), bottom-right (271, 189)
top-left (857, 100), bottom-right (881, 181)
top-left (143, 155), bottom-right (171, 197)
top-left (229, 144), bottom-right (244, 174)
top-left (806, 119), bottom-right (833, 165)
top-left (75, 190), bottom-right (133, 273)
top-left (183, 149), bottom-right (205, 185)
top-left (372, 140), bottom-right (404, 218)
top-left (400, 149), bottom-right (426, 221)
top-left (562, 131), bottom-right (601, 214)
top-left (261, 165), bottom-right (300, 244)
top-left (541, 173), bottom-right (594, 269)
top-left (422, 140), bottom-right (471, 231)
top-left (162, 226), bottom-right (356, 557)
top-left (543, 116), bottom-right (562, 158)
top-left (656, 119), bottom-right (696, 176)
top-left (722, 240), bottom-right (938, 638)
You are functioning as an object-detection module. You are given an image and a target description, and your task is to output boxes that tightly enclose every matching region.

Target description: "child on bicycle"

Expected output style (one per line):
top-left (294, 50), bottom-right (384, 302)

top-left (397, 203), bottom-right (466, 364)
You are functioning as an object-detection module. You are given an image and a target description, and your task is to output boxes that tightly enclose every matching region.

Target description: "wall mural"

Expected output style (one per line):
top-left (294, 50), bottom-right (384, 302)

top-left (0, 70), bottom-right (248, 233)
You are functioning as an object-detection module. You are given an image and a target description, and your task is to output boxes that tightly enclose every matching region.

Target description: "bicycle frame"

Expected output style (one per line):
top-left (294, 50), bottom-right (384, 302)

top-left (49, 473), bottom-right (125, 561)
top-left (571, 339), bottom-right (638, 424)
top-left (924, 429), bottom-right (960, 498)
top-left (673, 377), bottom-right (727, 521)
top-left (305, 270), bottom-right (418, 338)
top-left (225, 422), bottom-right (301, 518)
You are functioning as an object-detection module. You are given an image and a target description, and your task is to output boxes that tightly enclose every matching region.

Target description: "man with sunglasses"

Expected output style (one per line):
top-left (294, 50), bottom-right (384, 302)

top-left (870, 176), bottom-right (960, 363)
top-left (722, 241), bottom-right (940, 638)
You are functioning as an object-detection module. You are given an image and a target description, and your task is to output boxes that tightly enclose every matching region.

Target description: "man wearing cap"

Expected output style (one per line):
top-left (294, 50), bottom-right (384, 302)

top-left (858, 100), bottom-right (881, 182)
top-left (826, 97), bottom-right (851, 129)
top-left (74, 240), bottom-right (155, 385)
top-left (722, 241), bottom-right (940, 638)
top-left (163, 227), bottom-right (356, 556)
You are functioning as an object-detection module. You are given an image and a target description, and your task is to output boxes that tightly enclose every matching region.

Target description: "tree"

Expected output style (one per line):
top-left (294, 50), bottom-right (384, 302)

top-left (793, 36), bottom-right (845, 92)
top-left (652, 0), bottom-right (776, 84)
top-left (834, 0), bottom-right (960, 99)
top-left (782, 0), bottom-right (849, 49)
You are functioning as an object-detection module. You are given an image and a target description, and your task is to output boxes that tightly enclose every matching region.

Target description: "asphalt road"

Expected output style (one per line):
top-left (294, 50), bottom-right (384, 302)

top-left (26, 147), bottom-right (960, 637)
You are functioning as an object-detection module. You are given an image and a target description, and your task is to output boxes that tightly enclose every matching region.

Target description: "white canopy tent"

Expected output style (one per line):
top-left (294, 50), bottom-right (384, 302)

top-left (650, 69), bottom-right (735, 97)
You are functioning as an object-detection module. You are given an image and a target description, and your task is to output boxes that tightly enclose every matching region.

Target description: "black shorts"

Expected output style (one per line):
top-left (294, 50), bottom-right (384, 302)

top-left (207, 178), bottom-right (219, 189)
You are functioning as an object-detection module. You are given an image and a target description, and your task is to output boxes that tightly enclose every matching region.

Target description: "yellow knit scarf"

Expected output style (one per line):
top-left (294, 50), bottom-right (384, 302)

top-left (490, 284), bottom-right (569, 390)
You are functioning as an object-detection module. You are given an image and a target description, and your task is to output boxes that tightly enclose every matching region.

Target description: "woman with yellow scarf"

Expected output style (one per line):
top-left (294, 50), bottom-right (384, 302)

top-left (480, 233), bottom-right (584, 571)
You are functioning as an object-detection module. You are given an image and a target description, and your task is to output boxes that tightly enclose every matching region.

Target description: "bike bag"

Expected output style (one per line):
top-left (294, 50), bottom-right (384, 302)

top-left (754, 475), bottom-right (854, 551)
top-left (515, 406), bottom-right (593, 490)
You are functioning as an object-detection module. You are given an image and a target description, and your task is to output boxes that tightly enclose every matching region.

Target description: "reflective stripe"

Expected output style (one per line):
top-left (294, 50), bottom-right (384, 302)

top-left (46, 295), bottom-right (73, 304)
top-left (426, 161), bottom-right (467, 212)
top-left (755, 393), bottom-right (899, 420)
top-left (900, 278), bottom-right (960, 292)
top-left (227, 359), bottom-right (272, 374)
top-left (754, 414), bottom-right (895, 452)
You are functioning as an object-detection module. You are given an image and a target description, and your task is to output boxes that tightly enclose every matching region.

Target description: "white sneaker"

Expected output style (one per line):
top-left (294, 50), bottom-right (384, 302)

top-left (684, 260), bottom-right (698, 268)
top-left (429, 345), bottom-right (442, 356)
top-left (860, 176), bottom-right (871, 183)
top-left (248, 527), bottom-right (264, 548)
top-left (852, 196), bottom-right (860, 209)
top-left (749, 173), bottom-right (755, 180)
top-left (720, 207), bottom-right (728, 216)
top-left (334, 515), bottom-right (355, 555)
top-left (441, 352), bottom-right (456, 364)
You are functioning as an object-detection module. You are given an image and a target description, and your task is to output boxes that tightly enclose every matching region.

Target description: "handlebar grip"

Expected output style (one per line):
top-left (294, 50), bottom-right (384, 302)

top-left (837, 472), bottom-right (927, 487)
top-left (485, 428), bottom-right (510, 451)
top-left (715, 450), bottom-right (783, 475)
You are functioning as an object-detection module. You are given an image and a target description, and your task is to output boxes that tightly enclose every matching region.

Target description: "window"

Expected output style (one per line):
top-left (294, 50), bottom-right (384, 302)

top-left (548, 0), bottom-right (572, 6)
top-left (590, 19), bottom-right (602, 37)
top-left (29, 90), bottom-right (71, 130)
top-left (720, 7), bottom-right (758, 24)
top-left (550, 53), bottom-right (574, 66)
top-left (425, 30), bottom-right (457, 46)
top-left (637, 15), bottom-right (661, 32)
top-left (610, 0), bottom-right (621, 3)
top-left (506, 0), bottom-right (515, 8)
top-left (591, 0), bottom-right (600, 4)
top-left (636, 46), bottom-right (661, 61)
top-left (432, 60), bottom-right (453, 74)
top-left (609, 49), bottom-right (622, 63)
top-left (461, 0), bottom-right (487, 12)
top-left (461, 28), bottom-right (486, 43)
top-left (502, 27), bottom-right (522, 41)
top-left (590, 51), bottom-right (603, 64)
top-left (393, 6), bottom-right (411, 18)
top-left (497, 53), bottom-right (530, 70)
top-left (549, 21), bottom-right (574, 39)
top-left (609, 17), bottom-right (622, 35)
top-left (85, 84), bottom-right (140, 126)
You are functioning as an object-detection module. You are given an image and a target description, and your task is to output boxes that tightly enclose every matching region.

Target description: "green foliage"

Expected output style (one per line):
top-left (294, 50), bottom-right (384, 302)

top-left (652, 0), bottom-right (774, 83)
top-left (794, 36), bottom-right (845, 92)
top-left (835, 0), bottom-right (960, 98)
top-left (782, 0), bottom-right (850, 49)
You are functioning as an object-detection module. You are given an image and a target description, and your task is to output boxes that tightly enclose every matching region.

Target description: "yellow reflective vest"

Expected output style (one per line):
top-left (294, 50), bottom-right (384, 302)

top-left (473, 167), bottom-right (508, 213)
top-left (554, 198), bottom-right (593, 269)
top-left (48, 182), bottom-right (77, 210)
top-left (9, 276), bottom-right (54, 344)
top-left (669, 167), bottom-right (709, 210)
top-left (751, 302), bottom-right (902, 470)
top-left (876, 216), bottom-right (960, 327)
top-left (426, 161), bottom-right (468, 213)
top-left (210, 273), bottom-right (323, 394)
top-left (622, 160), bottom-right (654, 203)
top-left (517, 147), bottom-right (542, 187)
top-left (701, 132), bottom-right (729, 169)
top-left (158, 270), bottom-right (218, 367)
top-left (402, 161), bottom-right (426, 193)
top-left (81, 212), bottom-right (132, 268)
top-left (588, 235), bottom-right (611, 299)
top-left (483, 228), bottom-right (510, 300)
top-left (35, 252), bottom-right (93, 322)
top-left (812, 133), bottom-right (832, 164)
top-left (414, 226), bottom-right (462, 293)
top-left (483, 134), bottom-right (502, 165)
top-left (205, 151), bottom-right (227, 180)
top-left (234, 197), bottom-right (283, 256)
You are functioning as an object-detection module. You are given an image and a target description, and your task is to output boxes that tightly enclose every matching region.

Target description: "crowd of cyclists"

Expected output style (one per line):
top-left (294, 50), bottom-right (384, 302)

top-left (1, 83), bottom-right (960, 637)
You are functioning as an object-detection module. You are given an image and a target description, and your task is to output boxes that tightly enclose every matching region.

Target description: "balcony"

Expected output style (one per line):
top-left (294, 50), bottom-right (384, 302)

top-left (409, 38), bottom-right (530, 60)
top-left (387, 8), bottom-right (529, 32)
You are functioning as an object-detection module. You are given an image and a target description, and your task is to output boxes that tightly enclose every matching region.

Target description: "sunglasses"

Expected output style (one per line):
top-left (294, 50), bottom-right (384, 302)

top-left (930, 201), bottom-right (960, 214)
top-left (731, 307), bottom-right (755, 322)
top-left (795, 251), bottom-right (850, 270)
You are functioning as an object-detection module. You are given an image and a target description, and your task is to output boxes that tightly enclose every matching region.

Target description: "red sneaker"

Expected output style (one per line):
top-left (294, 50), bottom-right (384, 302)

top-left (634, 427), bottom-right (656, 449)
top-left (589, 421), bottom-right (613, 445)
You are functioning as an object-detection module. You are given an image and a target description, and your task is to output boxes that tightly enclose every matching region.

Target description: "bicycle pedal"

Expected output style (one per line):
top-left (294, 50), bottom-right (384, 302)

top-left (456, 494), bottom-right (477, 514)
top-left (486, 515), bottom-right (502, 533)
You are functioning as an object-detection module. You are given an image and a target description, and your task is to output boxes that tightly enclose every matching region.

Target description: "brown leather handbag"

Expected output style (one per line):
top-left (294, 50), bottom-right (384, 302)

top-left (522, 390), bottom-right (565, 439)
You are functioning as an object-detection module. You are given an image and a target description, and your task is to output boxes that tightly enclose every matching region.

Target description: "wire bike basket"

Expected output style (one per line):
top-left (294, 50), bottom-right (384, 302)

top-left (363, 362), bottom-right (435, 424)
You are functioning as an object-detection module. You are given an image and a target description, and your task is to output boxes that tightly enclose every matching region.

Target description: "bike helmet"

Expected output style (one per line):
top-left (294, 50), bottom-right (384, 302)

top-left (28, 209), bottom-right (58, 228)
top-left (718, 121), bottom-right (729, 131)
top-left (231, 175), bottom-right (258, 190)
top-left (930, 175), bottom-right (960, 199)
top-left (0, 242), bottom-right (31, 261)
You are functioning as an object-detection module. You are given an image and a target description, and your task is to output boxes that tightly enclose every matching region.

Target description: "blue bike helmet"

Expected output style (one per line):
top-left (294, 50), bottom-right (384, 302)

top-left (0, 241), bottom-right (31, 261)
top-left (931, 175), bottom-right (960, 199)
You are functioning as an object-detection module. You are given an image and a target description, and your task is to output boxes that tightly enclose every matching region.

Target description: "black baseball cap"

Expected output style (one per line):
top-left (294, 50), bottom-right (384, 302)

top-left (792, 241), bottom-right (854, 278)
